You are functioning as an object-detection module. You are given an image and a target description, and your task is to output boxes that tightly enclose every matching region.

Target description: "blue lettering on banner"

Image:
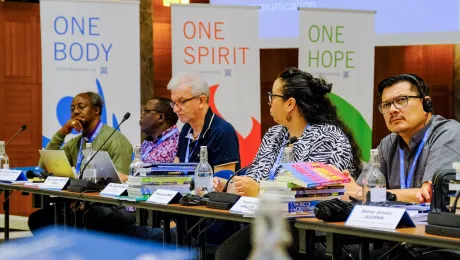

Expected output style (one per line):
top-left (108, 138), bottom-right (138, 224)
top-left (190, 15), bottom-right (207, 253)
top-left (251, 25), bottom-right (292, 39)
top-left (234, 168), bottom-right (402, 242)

top-left (53, 16), bottom-right (111, 62)
top-left (42, 79), bottom-right (120, 147)
top-left (54, 42), bottom-right (66, 60)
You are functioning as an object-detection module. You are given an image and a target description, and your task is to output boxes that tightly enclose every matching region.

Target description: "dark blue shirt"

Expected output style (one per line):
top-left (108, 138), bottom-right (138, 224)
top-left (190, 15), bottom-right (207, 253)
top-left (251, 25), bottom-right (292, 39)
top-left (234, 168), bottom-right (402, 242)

top-left (176, 107), bottom-right (240, 170)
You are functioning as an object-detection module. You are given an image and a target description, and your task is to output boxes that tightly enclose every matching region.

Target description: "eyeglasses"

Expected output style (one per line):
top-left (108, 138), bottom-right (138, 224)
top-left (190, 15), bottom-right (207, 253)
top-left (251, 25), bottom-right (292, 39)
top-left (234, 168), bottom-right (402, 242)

top-left (170, 96), bottom-right (199, 108)
top-left (268, 92), bottom-right (286, 105)
top-left (141, 109), bottom-right (161, 115)
top-left (378, 95), bottom-right (422, 114)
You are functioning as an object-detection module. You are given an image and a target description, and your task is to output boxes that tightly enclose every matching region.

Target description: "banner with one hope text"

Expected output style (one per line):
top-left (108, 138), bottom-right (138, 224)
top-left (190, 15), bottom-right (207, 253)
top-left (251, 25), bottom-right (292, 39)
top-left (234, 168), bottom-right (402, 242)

top-left (40, 0), bottom-right (140, 147)
top-left (298, 8), bottom-right (375, 161)
top-left (171, 4), bottom-right (261, 167)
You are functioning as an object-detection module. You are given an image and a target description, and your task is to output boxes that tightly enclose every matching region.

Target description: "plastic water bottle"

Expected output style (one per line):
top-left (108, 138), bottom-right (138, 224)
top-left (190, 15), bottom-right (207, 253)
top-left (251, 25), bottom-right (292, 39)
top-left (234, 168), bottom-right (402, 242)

top-left (82, 143), bottom-right (97, 182)
top-left (194, 146), bottom-right (213, 196)
top-left (276, 146), bottom-right (294, 178)
top-left (129, 144), bottom-right (143, 176)
top-left (362, 149), bottom-right (387, 205)
top-left (248, 192), bottom-right (292, 260)
top-left (0, 141), bottom-right (9, 169)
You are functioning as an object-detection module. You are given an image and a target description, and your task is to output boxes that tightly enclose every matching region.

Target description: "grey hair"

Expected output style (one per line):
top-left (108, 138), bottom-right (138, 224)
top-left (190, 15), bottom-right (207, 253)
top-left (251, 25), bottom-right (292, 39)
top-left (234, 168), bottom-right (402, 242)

top-left (167, 72), bottom-right (210, 100)
top-left (78, 91), bottom-right (104, 115)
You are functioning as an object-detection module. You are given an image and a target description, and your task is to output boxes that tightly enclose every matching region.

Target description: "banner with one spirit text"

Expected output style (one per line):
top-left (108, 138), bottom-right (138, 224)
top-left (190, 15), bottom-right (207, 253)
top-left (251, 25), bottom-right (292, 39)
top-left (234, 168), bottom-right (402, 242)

top-left (40, 0), bottom-right (140, 147)
top-left (298, 8), bottom-right (375, 161)
top-left (171, 4), bottom-right (261, 167)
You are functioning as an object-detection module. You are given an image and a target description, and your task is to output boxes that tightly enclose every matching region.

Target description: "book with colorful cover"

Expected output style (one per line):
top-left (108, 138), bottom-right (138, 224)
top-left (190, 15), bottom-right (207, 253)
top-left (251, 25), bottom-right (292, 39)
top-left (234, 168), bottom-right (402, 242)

top-left (278, 162), bottom-right (351, 188)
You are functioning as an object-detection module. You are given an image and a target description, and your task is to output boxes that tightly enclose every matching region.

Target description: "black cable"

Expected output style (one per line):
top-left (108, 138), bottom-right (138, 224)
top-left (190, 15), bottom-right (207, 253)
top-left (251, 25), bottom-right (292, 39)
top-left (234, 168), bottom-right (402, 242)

top-left (451, 190), bottom-right (460, 213)
top-left (73, 191), bottom-right (87, 228)
top-left (3, 191), bottom-right (12, 203)
top-left (196, 218), bottom-right (217, 245)
top-left (182, 217), bottom-right (206, 244)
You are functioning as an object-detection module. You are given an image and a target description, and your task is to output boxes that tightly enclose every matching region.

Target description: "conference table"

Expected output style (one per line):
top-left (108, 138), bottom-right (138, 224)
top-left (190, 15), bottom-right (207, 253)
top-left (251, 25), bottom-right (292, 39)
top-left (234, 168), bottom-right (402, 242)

top-left (1, 183), bottom-right (460, 260)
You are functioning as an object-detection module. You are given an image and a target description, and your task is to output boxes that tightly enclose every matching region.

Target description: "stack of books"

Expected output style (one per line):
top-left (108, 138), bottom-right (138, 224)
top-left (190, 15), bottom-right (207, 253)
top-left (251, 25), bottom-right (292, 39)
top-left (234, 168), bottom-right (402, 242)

top-left (260, 162), bottom-right (350, 214)
top-left (127, 163), bottom-right (196, 198)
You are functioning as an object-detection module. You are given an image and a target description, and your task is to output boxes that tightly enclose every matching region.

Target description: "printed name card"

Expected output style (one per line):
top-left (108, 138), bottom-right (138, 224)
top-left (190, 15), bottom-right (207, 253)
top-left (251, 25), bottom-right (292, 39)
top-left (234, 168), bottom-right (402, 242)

top-left (230, 197), bottom-right (260, 215)
top-left (0, 169), bottom-right (27, 183)
top-left (42, 177), bottom-right (70, 190)
top-left (346, 205), bottom-right (415, 230)
top-left (147, 189), bottom-right (183, 204)
top-left (100, 183), bottom-right (129, 196)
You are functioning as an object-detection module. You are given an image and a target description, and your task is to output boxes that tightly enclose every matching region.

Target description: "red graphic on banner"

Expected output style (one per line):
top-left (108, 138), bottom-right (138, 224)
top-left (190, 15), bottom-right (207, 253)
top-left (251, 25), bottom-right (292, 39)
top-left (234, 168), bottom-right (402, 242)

top-left (209, 84), bottom-right (261, 167)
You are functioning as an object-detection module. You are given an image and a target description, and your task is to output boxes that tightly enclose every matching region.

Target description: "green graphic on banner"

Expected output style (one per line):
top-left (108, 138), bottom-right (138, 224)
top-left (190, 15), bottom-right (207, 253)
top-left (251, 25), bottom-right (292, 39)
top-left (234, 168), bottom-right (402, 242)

top-left (329, 93), bottom-right (371, 162)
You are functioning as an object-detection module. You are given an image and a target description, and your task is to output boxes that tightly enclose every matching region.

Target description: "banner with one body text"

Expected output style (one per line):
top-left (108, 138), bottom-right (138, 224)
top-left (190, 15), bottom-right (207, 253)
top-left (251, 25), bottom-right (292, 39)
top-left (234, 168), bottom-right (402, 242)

top-left (40, 0), bottom-right (140, 147)
top-left (171, 4), bottom-right (261, 167)
top-left (298, 8), bottom-right (375, 161)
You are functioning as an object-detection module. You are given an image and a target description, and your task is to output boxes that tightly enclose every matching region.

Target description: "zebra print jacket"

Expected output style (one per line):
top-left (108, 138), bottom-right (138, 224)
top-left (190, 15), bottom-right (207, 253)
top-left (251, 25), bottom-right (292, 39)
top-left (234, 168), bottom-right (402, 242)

top-left (245, 124), bottom-right (356, 181)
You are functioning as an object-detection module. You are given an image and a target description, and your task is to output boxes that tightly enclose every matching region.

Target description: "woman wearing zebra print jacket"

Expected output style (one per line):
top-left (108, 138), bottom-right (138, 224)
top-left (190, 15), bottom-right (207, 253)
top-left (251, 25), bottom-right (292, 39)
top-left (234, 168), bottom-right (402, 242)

top-left (214, 67), bottom-right (363, 198)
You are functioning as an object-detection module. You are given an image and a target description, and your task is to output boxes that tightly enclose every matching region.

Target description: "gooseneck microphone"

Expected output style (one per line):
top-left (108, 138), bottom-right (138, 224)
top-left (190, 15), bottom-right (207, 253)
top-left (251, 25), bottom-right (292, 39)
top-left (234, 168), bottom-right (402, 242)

top-left (222, 163), bottom-right (253, 193)
top-left (67, 113), bottom-right (130, 192)
top-left (79, 112), bottom-right (131, 179)
top-left (6, 125), bottom-right (27, 146)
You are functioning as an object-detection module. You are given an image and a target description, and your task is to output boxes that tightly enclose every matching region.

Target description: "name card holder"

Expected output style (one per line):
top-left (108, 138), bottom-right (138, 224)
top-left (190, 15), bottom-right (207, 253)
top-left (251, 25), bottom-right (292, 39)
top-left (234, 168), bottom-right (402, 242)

top-left (230, 197), bottom-right (260, 215)
top-left (100, 183), bottom-right (129, 197)
top-left (0, 169), bottom-right (28, 184)
top-left (345, 205), bottom-right (416, 230)
top-left (147, 189), bottom-right (183, 205)
top-left (42, 177), bottom-right (71, 190)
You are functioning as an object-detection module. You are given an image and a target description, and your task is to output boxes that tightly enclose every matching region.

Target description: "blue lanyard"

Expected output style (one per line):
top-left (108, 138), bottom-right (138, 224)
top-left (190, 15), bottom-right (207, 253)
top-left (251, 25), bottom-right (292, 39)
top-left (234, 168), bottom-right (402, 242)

top-left (142, 128), bottom-right (178, 160)
top-left (399, 127), bottom-right (430, 189)
top-left (185, 133), bottom-right (200, 163)
top-left (75, 122), bottom-right (103, 173)
top-left (268, 124), bottom-right (310, 180)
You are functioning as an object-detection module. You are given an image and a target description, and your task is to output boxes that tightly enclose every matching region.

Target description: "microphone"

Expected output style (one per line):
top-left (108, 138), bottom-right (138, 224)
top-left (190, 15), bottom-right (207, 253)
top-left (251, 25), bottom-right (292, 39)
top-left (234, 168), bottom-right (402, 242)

top-left (67, 112), bottom-right (130, 192)
top-left (6, 125), bottom-right (27, 146)
top-left (206, 162), bottom-right (255, 209)
top-left (222, 163), bottom-right (253, 193)
top-left (79, 112), bottom-right (130, 178)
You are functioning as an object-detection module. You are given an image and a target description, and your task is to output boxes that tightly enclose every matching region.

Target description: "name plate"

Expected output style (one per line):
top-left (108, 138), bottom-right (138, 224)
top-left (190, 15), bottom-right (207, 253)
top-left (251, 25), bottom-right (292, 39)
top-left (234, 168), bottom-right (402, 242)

top-left (230, 197), bottom-right (260, 215)
top-left (100, 183), bottom-right (129, 196)
top-left (147, 189), bottom-right (183, 204)
top-left (0, 169), bottom-right (27, 183)
top-left (346, 205), bottom-right (415, 230)
top-left (42, 177), bottom-right (70, 190)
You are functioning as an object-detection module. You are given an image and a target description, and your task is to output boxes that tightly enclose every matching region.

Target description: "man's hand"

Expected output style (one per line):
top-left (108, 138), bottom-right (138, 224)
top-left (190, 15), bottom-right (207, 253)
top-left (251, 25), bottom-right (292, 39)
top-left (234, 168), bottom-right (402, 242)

top-left (213, 177), bottom-right (227, 192)
top-left (416, 180), bottom-right (432, 203)
top-left (58, 117), bottom-right (85, 136)
top-left (233, 176), bottom-right (259, 197)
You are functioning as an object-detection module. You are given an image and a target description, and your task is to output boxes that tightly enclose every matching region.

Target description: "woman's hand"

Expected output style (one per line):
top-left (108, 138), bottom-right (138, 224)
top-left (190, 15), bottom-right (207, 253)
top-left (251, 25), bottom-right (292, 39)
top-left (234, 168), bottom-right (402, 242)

top-left (233, 176), bottom-right (260, 197)
top-left (213, 177), bottom-right (227, 192)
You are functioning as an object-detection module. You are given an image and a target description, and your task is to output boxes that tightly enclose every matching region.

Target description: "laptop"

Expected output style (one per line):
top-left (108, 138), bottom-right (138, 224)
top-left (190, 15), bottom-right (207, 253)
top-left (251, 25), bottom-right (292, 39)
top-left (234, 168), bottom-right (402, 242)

top-left (39, 150), bottom-right (76, 178)
top-left (88, 151), bottom-right (121, 184)
top-left (39, 150), bottom-right (121, 183)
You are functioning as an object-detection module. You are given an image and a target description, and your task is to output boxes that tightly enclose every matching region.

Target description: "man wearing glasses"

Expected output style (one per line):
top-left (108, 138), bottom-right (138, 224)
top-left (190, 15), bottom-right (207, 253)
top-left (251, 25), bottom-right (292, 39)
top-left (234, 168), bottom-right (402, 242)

top-left (168, 72), bottom-right (240, 172)
top-left (139, 97), bottom-right (179, 163)
top-left (30, 92), bottom-right (133, 232)
top-left (348, 74), bottom-right (460, 204)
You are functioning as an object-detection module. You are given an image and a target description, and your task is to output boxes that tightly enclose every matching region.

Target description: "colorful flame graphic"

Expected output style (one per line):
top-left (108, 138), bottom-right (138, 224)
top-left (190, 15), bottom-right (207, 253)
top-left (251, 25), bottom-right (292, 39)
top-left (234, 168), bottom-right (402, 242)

top-left (209, 84), bottom-right (261, 167)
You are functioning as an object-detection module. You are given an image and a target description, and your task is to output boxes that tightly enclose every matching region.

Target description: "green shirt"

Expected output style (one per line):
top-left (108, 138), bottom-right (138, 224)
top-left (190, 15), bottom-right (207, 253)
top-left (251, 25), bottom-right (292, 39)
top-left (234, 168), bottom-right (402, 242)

top-left (39, 125), bottom-right (133, 175)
